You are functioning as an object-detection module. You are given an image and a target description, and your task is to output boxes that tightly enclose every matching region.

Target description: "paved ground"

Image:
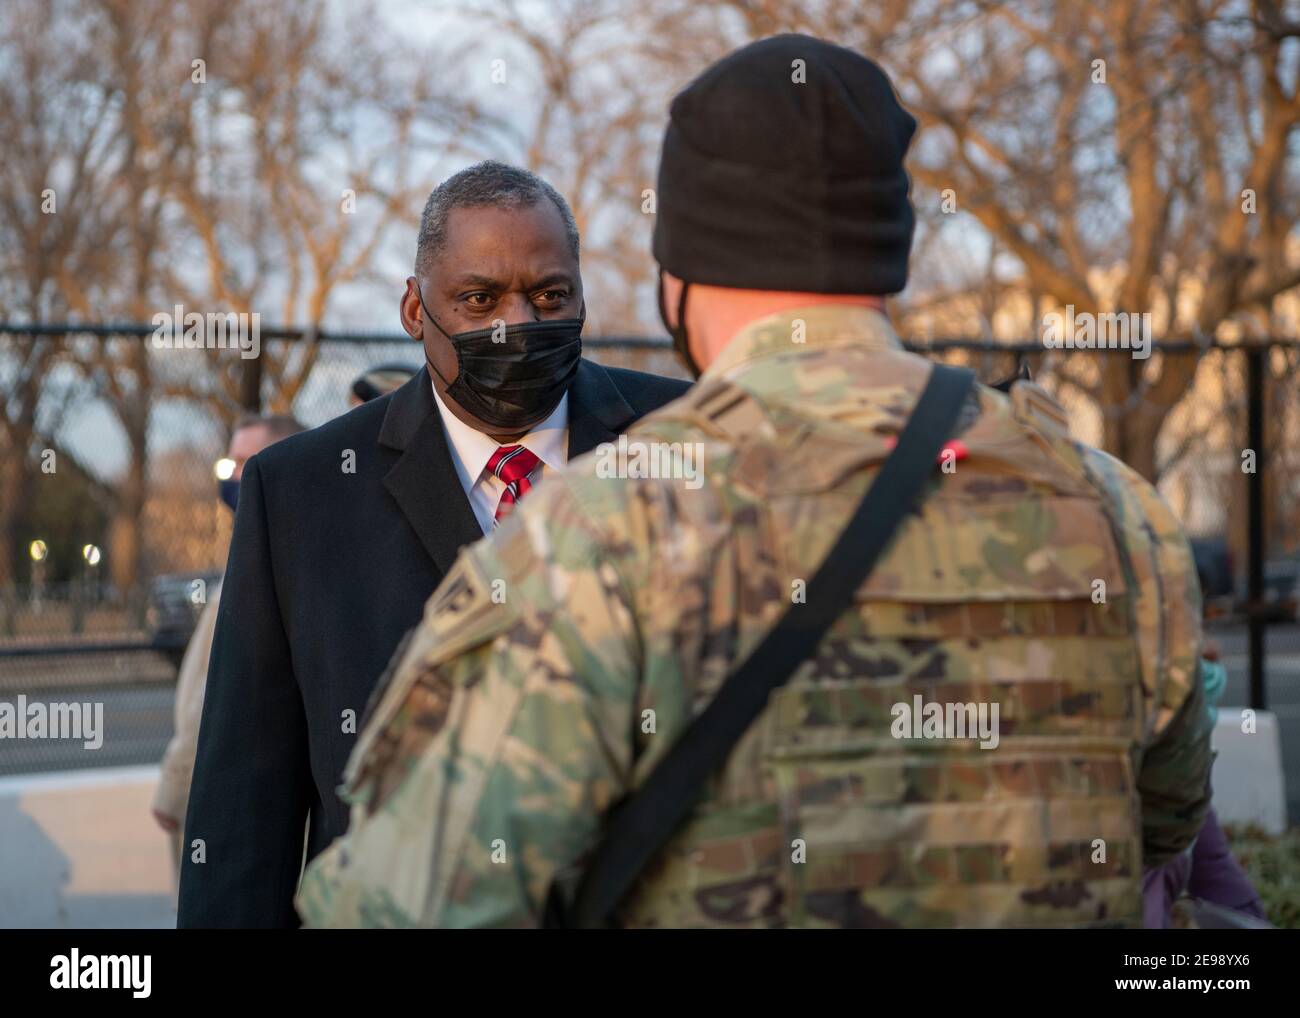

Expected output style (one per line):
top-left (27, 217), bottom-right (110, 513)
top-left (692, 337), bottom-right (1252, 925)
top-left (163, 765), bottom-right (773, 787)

top-left (0, 766), bottom-right (175, 929)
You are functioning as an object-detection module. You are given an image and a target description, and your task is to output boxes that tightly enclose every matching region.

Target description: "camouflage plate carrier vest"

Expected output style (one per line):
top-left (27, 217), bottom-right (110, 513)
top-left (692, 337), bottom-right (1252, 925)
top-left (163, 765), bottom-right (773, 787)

top-left (615, 353), bottom-right (1153, 929)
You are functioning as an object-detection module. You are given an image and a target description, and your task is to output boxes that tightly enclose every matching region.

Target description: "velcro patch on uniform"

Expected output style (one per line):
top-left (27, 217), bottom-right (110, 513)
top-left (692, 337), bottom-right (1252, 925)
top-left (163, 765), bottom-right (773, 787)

top-left (693, 378), bottom-right (774, 441)
top-left (345, 549), bottom-right (519, 791)
top-left (1011, 380), bottom-right (1070, 440)
top-left (419, 547), bottom-right (520, 669)
top-left (852, 494), bottom-right (1128, 603)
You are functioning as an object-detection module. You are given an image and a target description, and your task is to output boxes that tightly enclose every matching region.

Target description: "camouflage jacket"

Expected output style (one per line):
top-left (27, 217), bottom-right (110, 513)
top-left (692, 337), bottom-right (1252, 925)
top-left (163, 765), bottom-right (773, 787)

top-left (296, 305), bottom-right (1213, 928)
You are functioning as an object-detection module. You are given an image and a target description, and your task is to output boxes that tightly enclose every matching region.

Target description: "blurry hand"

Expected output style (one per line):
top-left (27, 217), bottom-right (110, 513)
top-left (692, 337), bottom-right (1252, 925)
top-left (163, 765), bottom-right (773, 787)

top-left (152, 808), bottom-right (179, 832)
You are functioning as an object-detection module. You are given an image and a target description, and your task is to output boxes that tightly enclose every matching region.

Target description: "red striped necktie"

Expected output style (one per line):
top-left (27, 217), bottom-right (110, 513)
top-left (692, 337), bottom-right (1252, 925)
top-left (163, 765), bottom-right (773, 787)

top-left (486, 444), bottom-right (542, 525)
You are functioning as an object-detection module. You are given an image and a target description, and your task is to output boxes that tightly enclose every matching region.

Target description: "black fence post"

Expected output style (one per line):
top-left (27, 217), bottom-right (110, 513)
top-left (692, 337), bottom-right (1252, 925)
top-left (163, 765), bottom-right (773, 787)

top-left (239, 353), bottom-right (262, 413)
top-left (1246, 344), bottom-right (1266, 711)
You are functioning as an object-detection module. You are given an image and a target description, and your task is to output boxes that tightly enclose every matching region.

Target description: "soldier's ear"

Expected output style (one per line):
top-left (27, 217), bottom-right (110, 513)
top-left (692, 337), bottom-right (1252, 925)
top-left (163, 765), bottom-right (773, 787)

top-left (659, 271), bottom-right (685, 328)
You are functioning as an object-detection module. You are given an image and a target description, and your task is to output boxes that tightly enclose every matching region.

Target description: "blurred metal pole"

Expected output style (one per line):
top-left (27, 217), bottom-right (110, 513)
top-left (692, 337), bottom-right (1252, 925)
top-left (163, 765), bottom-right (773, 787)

top-left (1246, 345), bottom-right (1266, 710)
top-left (239, 355), bottom-right (262, 413)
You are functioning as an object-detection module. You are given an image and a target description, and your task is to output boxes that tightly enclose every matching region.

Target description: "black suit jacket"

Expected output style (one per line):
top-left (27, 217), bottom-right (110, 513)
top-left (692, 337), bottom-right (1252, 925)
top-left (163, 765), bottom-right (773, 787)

top-left (177, 360), bottom-right (690, 927)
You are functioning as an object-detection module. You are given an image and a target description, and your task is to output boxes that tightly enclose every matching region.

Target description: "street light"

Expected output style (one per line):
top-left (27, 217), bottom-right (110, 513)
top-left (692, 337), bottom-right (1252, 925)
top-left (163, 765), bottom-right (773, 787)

top-left (29, 539), bottom-right (48, 612)
top-left (81, 540), bottom-right (102, 613)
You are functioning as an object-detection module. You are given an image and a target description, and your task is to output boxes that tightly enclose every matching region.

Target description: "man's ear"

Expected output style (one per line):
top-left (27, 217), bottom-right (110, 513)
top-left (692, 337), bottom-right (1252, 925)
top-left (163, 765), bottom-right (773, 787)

top-left (660, 270), bottom-right (684, 328)
top-left (399, 278), bottom-right (423, 341)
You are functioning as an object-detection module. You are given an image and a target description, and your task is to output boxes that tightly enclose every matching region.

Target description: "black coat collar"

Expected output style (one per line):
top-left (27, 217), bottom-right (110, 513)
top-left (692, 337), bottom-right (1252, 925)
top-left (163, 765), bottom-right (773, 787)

top-left (378, 360), bottom-right (636, 576)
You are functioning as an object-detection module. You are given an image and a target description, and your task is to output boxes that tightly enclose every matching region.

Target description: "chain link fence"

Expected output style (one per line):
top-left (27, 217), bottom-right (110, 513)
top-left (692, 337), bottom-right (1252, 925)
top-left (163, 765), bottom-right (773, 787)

top-left (2, 327), bottom-right (1298, 815)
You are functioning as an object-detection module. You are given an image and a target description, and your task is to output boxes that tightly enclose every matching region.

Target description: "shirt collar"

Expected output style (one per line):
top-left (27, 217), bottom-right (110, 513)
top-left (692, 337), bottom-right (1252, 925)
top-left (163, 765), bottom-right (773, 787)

top-left (431, 383), bottom-right (569, 484)
top-left (704, 303), bottom-right (903, 380)
top-left (514, 392), bottom-right (568, 471)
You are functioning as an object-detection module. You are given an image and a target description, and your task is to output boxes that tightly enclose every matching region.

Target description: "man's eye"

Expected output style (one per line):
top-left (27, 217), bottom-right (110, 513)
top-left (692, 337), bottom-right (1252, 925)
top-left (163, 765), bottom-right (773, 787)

top-left (537, 290), bottom-right (567, 303)
top-left (464, 293), bottom-right (493, 307)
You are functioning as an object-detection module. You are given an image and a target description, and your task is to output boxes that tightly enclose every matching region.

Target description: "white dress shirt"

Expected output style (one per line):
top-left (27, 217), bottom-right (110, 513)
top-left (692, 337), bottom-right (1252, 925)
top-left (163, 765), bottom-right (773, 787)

top-left (431, 382), bottom-right (569, 535)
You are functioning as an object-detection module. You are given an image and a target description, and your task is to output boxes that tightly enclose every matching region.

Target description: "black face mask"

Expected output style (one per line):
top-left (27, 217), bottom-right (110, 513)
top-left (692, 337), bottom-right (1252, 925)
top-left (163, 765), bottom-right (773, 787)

top-left (418, 286), bottom-right (583, 431)
top-left (218, 478), bottom-right (239, 513)
top-left (657, 273), bottom-right (699, 379)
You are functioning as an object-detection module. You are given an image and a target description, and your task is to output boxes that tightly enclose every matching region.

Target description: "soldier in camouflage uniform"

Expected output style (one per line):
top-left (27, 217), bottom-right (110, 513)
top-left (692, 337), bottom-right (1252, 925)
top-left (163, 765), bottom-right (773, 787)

top-left (296, 34), bottom-right (1213, 928)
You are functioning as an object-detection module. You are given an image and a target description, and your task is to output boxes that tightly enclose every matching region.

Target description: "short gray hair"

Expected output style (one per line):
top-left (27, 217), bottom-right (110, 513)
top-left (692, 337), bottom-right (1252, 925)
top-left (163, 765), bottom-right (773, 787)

top-left (233, 413), bottom-right (304, 442)
top-left (414, 160), bottom-right (580, 279)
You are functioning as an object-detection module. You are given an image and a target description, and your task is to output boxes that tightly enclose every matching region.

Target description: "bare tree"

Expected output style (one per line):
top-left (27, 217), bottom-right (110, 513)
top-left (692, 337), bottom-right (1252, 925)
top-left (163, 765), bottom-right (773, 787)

top-left (901, 0), bottom-right (1300, 480)
top-left (596, 0), bottom-right (1300, 480)
top-left (0, 0), bottom-right (131, 586)
top-left (0, 0), bottom-right (484, 595)
top-left (458, 0), bottom-right (682, 334)
top-left (161, 0), bottom-right (492, 421)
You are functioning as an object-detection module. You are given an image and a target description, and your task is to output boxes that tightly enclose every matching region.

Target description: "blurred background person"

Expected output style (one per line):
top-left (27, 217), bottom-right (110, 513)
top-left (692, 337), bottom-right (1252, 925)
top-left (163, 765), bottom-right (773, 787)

top-left (150, 414), bottom-right (304, 898)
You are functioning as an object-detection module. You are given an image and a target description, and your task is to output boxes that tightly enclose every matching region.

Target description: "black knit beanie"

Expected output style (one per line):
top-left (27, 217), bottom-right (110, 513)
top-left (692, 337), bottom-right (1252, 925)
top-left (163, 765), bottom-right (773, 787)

top-left (652, 34), bottom-right (917, 295)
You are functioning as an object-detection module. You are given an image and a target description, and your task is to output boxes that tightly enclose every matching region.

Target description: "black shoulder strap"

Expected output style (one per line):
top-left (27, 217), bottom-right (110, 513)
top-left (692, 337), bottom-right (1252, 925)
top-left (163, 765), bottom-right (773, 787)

top-left (557, 363), bottom-right (977, 928)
